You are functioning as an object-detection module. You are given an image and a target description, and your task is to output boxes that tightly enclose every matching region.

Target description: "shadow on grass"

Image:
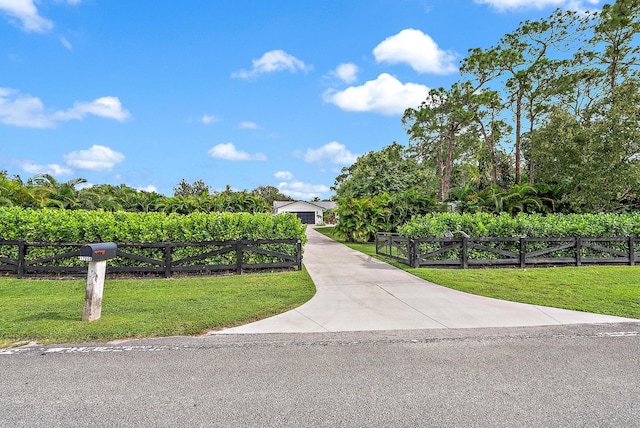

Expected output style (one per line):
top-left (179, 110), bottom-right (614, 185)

top-left (20, 311), bottom-right (80, 322)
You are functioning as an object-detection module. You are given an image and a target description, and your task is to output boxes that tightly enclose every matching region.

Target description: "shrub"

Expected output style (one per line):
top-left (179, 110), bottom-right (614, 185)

top-left (0, 208), bottom-right (306, 268)
top-left (398, 212), bottom-right (640, 238)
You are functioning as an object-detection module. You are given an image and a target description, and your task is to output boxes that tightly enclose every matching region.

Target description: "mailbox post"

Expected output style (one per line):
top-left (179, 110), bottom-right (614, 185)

top-left (79, 243), bottom-right (117, 322)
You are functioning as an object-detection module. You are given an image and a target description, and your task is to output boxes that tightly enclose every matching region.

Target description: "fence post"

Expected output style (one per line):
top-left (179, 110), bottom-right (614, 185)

top-left (164, 243), bottom-right (173, 278)
top-left (297, 239), bottom-right (303, 270)
top-left (17, 239), bottom-right (26, 278)
top-left (411, 238), bottom-right (420, 268)
top-left (519, 237), bottom-right (526, 268)
top-left (575, 237), bottom-right (582, 267)
top-left (390, 235), bottom-right (394, 260)
top-left (629, 236), bottom-right (635, 266)
top-left (461, 237), bottom-right (468, 269)
top-left (236, 240), bottom-right (243, 275)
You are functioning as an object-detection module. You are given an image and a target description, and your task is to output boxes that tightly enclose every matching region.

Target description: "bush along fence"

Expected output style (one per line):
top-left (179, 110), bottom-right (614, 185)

top-left (376, 233), bottom-right (639, 269)
top-left (0, 239), bottom-right (303, 278)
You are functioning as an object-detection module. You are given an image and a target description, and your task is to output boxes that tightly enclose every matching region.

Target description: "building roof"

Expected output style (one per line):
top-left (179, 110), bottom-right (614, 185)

top-left (273, 200), bottom-right (336, 211)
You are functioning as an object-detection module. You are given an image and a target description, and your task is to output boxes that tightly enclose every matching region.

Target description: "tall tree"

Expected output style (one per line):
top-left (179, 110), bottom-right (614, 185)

top-left (251, 185), bottom-right (292, 207)
top-left (332, 142), bottom-right (434, 199)
top-left (403, 83), bottom-right (477, 201)
top-left (462, 9), bottom-right (591, 183)
top-left (585, 0), bottom-right (640, 90)
top-left (530, 80), bottom-right (640, 212)
top-left (172, 179), bottom-right (211, 197)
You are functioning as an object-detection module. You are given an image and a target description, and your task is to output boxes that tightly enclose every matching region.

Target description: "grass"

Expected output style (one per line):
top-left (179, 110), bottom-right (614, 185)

top-left (315, 226), bottom-right (640, 320)
top-left (0, 269), bottom-right (316, 348)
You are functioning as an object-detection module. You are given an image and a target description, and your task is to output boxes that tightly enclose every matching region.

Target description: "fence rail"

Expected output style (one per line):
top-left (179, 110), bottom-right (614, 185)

top-left (375, 233), bottom-right (639, 269)
top-left (0, 239), bottom-right (303, 278)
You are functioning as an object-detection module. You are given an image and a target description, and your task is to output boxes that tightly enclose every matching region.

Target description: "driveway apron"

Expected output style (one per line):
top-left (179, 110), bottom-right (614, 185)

top-left (215, 227), bottom-right (638, 334)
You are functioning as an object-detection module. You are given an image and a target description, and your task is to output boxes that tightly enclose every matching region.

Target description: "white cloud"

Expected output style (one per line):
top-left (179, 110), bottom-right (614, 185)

top-left (208, 143), bottom-right (267, 161)
top-left (21, 161), bottom-right (73, 176)
top-left (136, 185), bottom-right (158, 193)
top-left (201, 114), bottom-right (219, 124)
top-left (76, 181), bottom-right (93, 190)
top-left (52, 96), bottom-right (131, 122)
top-left (64, 145), bottom-right (125, 171)
top-left (323, 73), bottom-right (430, 115)
top-left (330, 63), bottom-right (359, 84)
top-left (373, 29), bottom-right (457, 75)
top-left (239, 121), bottom-right (260, 129)
top-left (274, 171), bottom-right (294, 180)
top-left (0, 87), bottom-right (53, 127)
top-left (304, 141), bottom-right (358, 165)
top-left (232, 50), bottom-right (312, 79)
top-left (0, 0), bottom-right (53, 33)
top-left (474, 0), bottom-right (600, 11)
top-left (277, 181), bottom-right (330, 199)
top-left (0, 88), bottom-right (131, 128)
top-left (58, 35), bottom-right (73, 50)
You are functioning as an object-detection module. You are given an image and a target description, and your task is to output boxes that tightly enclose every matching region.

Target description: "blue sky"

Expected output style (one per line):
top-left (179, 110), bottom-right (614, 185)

top-left (1, 0), bottom-right (603, 199)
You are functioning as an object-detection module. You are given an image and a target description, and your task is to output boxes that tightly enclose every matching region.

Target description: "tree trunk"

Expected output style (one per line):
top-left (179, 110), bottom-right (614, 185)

top-left (515, 91), bottom-right (523, 184)
top-left (437, 138), bottom-right (446, 202)
top-left (443, 126), bottom-right (456, 201)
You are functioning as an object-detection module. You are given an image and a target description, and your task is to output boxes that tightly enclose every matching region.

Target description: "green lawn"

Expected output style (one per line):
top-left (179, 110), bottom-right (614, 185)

top-left (315, 226), bottom-right (640, 319)
top-left (0, 269), bottom-right (315, 348)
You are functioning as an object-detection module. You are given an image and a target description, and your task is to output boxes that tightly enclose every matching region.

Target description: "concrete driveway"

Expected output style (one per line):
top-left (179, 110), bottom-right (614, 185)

top-left (216, 227), bottom-right (638, 334)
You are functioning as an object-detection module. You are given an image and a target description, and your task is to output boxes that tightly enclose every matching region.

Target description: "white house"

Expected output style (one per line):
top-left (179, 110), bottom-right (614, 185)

top-left (273, 200), bottom-right (337, 225)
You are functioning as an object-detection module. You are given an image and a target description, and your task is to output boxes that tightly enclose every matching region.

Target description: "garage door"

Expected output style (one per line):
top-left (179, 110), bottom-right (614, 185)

top-left (293, 212), bottom-right (315, 224)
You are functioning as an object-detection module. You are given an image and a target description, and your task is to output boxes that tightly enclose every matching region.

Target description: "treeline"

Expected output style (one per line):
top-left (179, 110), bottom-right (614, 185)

top-left (0, 173), bottom-right (293, 215)
top-left (334, 0), bottom-right (640, 214)
top-left (333, 184), bottom-right (570, 242)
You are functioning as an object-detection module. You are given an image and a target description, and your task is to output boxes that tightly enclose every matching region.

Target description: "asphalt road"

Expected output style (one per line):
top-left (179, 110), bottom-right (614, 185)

top-left (2, 323), bottom-right (639, 427)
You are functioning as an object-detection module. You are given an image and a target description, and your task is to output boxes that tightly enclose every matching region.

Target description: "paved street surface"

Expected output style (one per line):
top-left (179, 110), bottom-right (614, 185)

top-left (2, 324), bottom-right (639, 427)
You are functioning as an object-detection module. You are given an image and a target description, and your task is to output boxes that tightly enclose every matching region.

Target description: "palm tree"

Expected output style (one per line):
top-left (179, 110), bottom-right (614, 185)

top-left (31, 174), bottom-right (87, 209)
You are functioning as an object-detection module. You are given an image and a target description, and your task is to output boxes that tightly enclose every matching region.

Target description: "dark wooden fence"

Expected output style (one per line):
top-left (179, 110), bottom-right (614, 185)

top-left (376, 233), bottom-right (639, 268)
top-left (0, 239), bottom-right (302, 278)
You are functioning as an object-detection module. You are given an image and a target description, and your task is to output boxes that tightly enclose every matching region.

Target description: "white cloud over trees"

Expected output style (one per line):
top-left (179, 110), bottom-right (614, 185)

top-left (373, 29), bottom-right (458, 74)
top-left (208, 143), bottom-right (267, 161)
top-left (19, 144), bottom-right (124, 176)
top-left (277, 180), bottom-right (330, 199)
top-left (474, 0), bottom-right (600, 11)
top-left (64, 145), bottom-right (125, 171)
top-left (274, 171), bottom-right (294, 180)
top-left (21, 161), bottom-right (73, 176)
top-left (323, 73), bottom-right (430, 115)
top-left (304, 141), bottom-right (359, 165)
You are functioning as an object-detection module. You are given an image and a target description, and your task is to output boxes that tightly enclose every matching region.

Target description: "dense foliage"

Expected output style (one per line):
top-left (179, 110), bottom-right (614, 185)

top-left (334, 191), bottom-right (443, 242)
top-left (398, 212), bottom-right (640, 238)
top-left (0, 207), bottom-right (306, 243)
top-left (332, 143), bottom-right (435, 199)
top-left (0, 174), bottom-right (274, 214)
top-left (0, 207), bottom-right (307, 270)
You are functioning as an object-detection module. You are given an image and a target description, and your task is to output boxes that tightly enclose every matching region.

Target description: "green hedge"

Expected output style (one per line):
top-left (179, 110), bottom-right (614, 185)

top-left (0, 207), bottom-right (306, 242)
top-left (396, 213), bottom-right (640, 262)
top-left (398, 212), bottom-right (640, 238)
top-left (0, 208), bottom-right (306, 269)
